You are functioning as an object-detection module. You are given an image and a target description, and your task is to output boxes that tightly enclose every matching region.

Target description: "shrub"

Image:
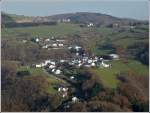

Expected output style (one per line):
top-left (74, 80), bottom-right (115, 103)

top-left (17, 70), bottom-right (30, 77)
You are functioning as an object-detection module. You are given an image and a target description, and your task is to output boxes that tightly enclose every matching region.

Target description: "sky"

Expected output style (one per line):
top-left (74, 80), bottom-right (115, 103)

top-left (1, 0), bottom-right (149, 20)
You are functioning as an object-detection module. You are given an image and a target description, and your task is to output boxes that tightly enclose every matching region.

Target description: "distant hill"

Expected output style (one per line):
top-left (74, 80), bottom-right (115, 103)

top-left (1, 12), bottom-right (56, 28)
top-left (2, 12), bottom-right (147, 27)
top-left (46, 12), bottom-right (139, 25)
top-left (1, 12), bottom-right (15, 24)
top-left (2, 12), bottom-right (35, 23)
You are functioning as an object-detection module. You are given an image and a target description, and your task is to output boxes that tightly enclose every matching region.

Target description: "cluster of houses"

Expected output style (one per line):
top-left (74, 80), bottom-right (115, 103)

top-left (35, 49), bottom-right (119, 76)
top-left (57, 86), bottom-right (79, 102)
top-left (57, 18), bottom-right (71, 23)
top-left (68, 56), bottom-right (112, 68)
top-left (33, 44), bottom-right (119, 104)
top-left (68, 45), bottom-right (83, 56)
top-left (79, 22), bottom-right (95, 28)
top-left (87, 22), bottom-right (94, 27)
top-left (33, 36), bottom-right (86, 53)
top-left (57, 85), bottom-right (79, 104)
top-left (35, 59), bottom-right (62, 75)
top-left (58, 87), bottom-right (69, 98)
top-left (33, 36), bottom-right (67, 50)
top-left (109, 23), bottom-right (136, 31)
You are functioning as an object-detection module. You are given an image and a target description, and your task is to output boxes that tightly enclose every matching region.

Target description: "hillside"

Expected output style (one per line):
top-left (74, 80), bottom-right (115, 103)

top-left (1, 12), bottom-right (149, 112)
top-left (1, 12), bottom-right (35, 23)
top-left (46, 12), bottom-right (140, 25)
top-left (2, 12), bottom-right (146, 27)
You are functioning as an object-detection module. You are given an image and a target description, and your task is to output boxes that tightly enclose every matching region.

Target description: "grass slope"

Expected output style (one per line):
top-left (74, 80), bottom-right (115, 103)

top-left (17, 66), bottom-right (63, 94)
top-left (91, 60), bottom-right (148, 88)
top-left (2, 23), bottom-right (88, 38)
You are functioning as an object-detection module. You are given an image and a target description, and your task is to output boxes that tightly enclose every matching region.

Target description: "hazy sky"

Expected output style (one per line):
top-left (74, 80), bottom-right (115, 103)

top-left (1, 0), bottom-right (149, 20)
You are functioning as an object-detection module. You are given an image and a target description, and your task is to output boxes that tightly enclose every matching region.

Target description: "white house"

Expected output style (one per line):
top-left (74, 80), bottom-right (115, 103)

top-left (88, 59), bottom-right (93, 64)
top-left (36, 38), bottom-right (39, 42)
top-left (42, 45), bottom-right (48, 49)
top-left (58, 87), bottom-right (68, 98)
top-left (58, 87), bottom-right (63, 92)
top-left (52, 43), bottom-right (58, 47)
top-left (62, 87), bottom-right (68, 92)
top-left (62, 93), bottom-right (67, 98)
top-left (68, 46), bottom-right (72, 49)
top-left (72, 59), bottom-right (78, 64)
top-left (35, 64), bottom-right (42, 68)
top-left (69, 62), bottom-right (74, 65)
top-left (62, 18), bottom-right (71, 23)
top-left (78, 60), bottom-right (82, 63)
top-left (100, 58), bottom-right (103, 60)
top-left (76, 53), bottom-right (79, 56)
top-left (56, 39), bottom-right (65, 42)
top-left (60, 60), bottom-right (65, 63)
top-left (75, 46), bottom-right (82, 51)
top-left (109, 54), bottom-right (119, 59)
top-left (72, 97), bottom-right (79, 103)
top-left (58, 88), bottom-right (61, 92)
top-left (91, 62), bottom-right (96, 67)
top-left (58, 44), bottom-right (64, 47)
top-left (50, 61), bottom-right (56, 65)
top-left (45, 38), bottom-right (50, 42)
top-left (49, 65), bottom-right (55, 69)
top-left (78, 63), bottom-right (82, 67)
top-left (51, 36), bottom-right (55, 40)
top-left (87, 22), bottom-right (94, 27)
top-left (94, 56), bottom-right (98, 60)
top-left (45, 60), bottom-right (51, 65)
top-left (82, 57), bottom-right (88, 62)
top-left (84, 64), bottom-right (91, 68)
top-left (41, 62), bottom-right (46, 67)
top-left (67, 19), bottom-right (71, 22)
top-left (70, 76), bottom-right (75, 80)
top-left (55, 69), bottom-right (62, 75)
top-left (58, 87), bottom-right (68, 92)
top-left (22, 40), bottom-right (27, 43)
top-left (52, 69), bottom-right (55, 72)
top-left (101, 61), bottom-right (110, 68)
top-left (113, 23), bottom-right (119, 27)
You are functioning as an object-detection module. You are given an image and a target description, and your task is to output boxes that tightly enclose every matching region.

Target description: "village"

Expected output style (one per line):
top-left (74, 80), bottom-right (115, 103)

top-left (2, 0), bottom-right (149, 110)
top-left (19, 18), bottom-right (139, 108)
top-left (32, 36), bottom-right (119, 73)
top-left (24, 35), bottom-right (120, 106)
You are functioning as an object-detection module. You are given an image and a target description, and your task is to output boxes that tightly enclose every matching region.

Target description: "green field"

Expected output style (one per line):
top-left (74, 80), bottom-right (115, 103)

top-left (2, 23), bottom-right (89, 38)
top-left (17, 66), bottom-right (64, 94)
top-left (91, 60), bottom-right (148, 88)
top-left (18, 66), bottom-right (46, 76)
top-left (91, 26), bottom-right (148, 55)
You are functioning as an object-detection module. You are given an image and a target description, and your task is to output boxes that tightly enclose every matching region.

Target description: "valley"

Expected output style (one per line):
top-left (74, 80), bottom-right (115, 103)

top-left (1, 12), bottom-right (149, 112)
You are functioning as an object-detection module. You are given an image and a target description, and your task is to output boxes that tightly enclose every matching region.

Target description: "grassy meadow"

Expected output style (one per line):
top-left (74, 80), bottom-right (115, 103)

top-left (17, 66), bottom-right (65, 94)
top-left (91, 59), bottom-right (148, 88)
top-left (2, 23), bottom-right (89, 38)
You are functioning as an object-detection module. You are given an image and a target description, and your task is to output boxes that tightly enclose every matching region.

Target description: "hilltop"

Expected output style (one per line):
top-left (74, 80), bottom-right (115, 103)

top-left (2, 12), bottom-right (147, 27)
top-left (46, 12), bottom-right (140, 25)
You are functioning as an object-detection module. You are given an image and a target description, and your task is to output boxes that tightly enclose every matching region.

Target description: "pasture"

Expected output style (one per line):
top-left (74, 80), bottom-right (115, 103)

top-left (2, 23), bottom-right (88, 38)
top-left (17, 66), bottom-right (64, 94)
top-left (91, 59), bottom-right (148, 88)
